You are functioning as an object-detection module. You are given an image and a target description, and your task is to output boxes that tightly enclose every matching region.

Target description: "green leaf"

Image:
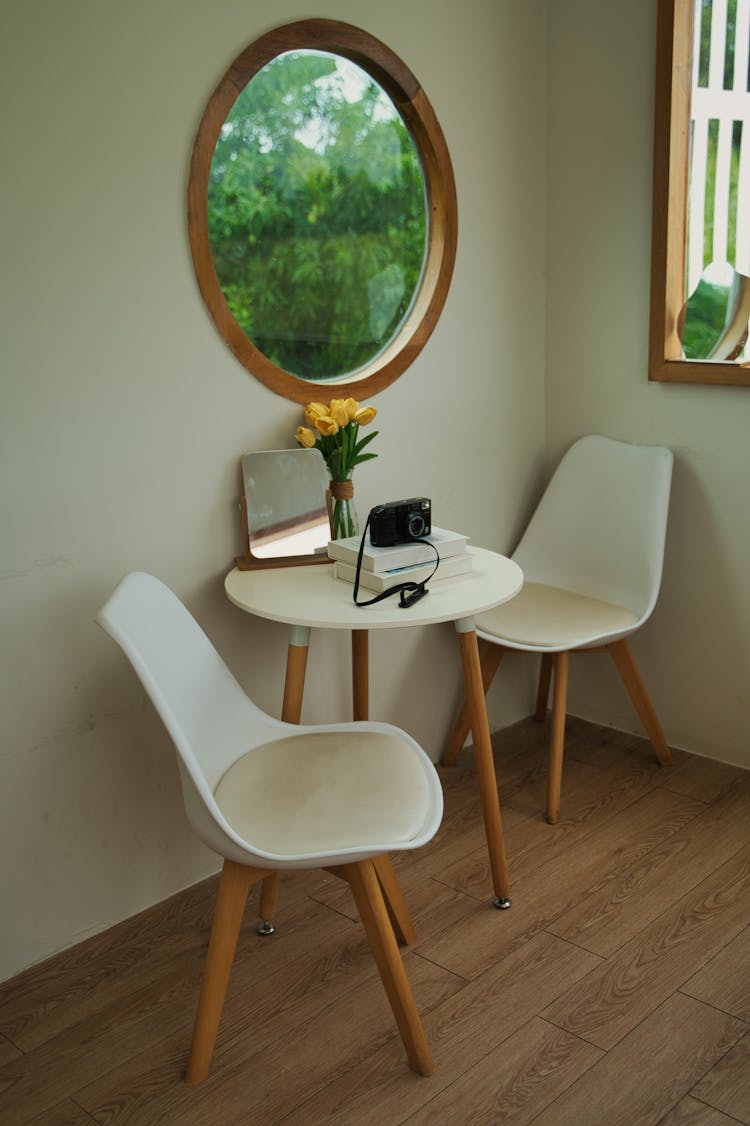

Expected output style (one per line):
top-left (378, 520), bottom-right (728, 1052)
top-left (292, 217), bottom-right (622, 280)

top-left (353, 429), bottom-right (378, 456)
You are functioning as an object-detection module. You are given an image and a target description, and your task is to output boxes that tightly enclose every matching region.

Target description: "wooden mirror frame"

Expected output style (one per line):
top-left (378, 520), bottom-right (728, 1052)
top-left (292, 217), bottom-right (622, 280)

top-left (649, 0), bottom-right (750, 386)
top-left (188, 18), bottom-right (458, 404)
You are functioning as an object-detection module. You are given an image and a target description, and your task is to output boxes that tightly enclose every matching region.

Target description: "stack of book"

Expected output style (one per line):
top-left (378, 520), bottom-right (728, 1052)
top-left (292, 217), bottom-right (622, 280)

top-left (328, 527), bottom-right (472, 593)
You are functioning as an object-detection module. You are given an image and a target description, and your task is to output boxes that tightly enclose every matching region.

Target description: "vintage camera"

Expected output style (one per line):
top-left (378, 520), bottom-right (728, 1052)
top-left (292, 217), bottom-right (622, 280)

top-left (369, 497), bottom-right (432, 547)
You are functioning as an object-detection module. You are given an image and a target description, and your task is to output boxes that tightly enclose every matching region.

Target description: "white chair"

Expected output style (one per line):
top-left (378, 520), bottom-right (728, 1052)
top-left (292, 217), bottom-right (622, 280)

top-left (97, 572), bottom-right (443, 1081)
top-left (443, 435), bottom-right (674, 824)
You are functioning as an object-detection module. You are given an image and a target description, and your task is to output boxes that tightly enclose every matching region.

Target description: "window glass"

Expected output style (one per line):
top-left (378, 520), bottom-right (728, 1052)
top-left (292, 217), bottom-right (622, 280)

top-left (208, 51), bottom-right (427, 381)
top-left (650, 0), bottom-right (750, 384)
top-left (187, 20), bottom-right (457, 403)
top-left (683, 0), bottom-right (750, 361)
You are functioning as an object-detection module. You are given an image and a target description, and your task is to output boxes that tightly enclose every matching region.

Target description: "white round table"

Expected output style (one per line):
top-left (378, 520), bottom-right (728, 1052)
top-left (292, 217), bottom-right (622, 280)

top-left (225, 545), bottom-right (523, 906)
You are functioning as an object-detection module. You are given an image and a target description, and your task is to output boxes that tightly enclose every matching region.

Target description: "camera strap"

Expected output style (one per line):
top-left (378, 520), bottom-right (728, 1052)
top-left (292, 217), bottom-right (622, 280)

top-left (352, 512), bottom-right (440, 609)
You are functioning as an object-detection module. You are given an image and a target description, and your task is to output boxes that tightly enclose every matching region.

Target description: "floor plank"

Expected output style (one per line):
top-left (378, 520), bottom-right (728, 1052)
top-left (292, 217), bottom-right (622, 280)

top-left (24, 1099), bottom-right (98, 1125)
top-left (0, 1035), bottom-right (22, 1067)
top-left (403, 1017), bottom-right (602, 1125)
top-left (691, 1030), bottom-right (750, 1122)
top-left (657, 1097), bottom-right (743, 1125)
top-left (542, 843), bottom-right (750, 1049)
top-left (680, 923), bottom-right (750, 1021)
top-left (447, 785), bottom-right (703, 917)
top-left (533, 993), bottom-right (747, 1126)
top-left (546, 783), bottom-right (750, 956)
top-left (660, 753), bottom-right (749, 804)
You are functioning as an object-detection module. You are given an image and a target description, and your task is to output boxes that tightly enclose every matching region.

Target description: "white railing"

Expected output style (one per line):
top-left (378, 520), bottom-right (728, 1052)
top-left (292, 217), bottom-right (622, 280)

top-left (688, 0), bottom-right (750, 293)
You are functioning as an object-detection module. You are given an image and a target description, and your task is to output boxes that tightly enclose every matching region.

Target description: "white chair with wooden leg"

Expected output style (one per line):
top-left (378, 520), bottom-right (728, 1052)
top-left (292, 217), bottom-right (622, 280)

top-left (443, 435), bottom-right (674, 824)
top-left (97, 572), bottom-right (443, 1082)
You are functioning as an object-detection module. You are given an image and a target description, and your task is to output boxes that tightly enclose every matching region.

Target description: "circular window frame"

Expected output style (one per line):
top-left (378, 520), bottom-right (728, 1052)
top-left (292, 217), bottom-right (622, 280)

top-left (187, 18), bottom-right (458, 404)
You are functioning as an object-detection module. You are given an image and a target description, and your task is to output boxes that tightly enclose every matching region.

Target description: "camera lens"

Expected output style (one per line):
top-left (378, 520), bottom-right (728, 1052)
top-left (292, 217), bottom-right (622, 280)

top-left (407, 513), bottom-right (426, 538)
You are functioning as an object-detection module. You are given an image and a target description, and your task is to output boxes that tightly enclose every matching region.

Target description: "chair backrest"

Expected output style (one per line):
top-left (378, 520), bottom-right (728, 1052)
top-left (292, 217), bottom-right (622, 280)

top-left (512, 436), bottom-right (673, 621)
top-left (97, 572), bottom-right (280, 860)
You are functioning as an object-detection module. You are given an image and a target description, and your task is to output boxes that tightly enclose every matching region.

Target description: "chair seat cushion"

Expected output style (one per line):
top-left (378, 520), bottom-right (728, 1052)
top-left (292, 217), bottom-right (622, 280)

top-left (475, 582), bottom-right (639, 650)
top-left (214, 730), bottom-right (431, 858)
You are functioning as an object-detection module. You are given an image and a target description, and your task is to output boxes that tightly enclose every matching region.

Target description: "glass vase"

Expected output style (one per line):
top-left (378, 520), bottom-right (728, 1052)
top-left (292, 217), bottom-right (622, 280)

top-left (328, 479), bottom-right (359, 540)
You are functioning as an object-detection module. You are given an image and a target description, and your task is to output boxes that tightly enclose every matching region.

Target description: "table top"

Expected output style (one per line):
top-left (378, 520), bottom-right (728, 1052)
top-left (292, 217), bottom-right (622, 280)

top-left (225, 545), bottom-right (523, 631)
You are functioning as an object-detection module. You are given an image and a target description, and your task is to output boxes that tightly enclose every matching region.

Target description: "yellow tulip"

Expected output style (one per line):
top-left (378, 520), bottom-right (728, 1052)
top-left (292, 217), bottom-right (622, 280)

top-left (295, 426), bottom-right (317, 448)
top-left (353, 405), bottom-right (377, 425)
top-left (315, 415), bottom-right (339, 436)
top-left (342, 397), bottom-right (360, 421)
top-left (329, 399), bottom-right (350, 428)
top-left (304, 401), bottom-right (329, 425)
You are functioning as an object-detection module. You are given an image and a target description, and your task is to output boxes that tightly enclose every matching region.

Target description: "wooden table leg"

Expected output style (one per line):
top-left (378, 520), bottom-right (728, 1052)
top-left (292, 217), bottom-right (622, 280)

top-left (352, 629), bottom-right (369, 721)
top-left (442, 643), bottom-right (506, 767)
top-left (351, 632), bottom-right (423, 948)
top-left (257, 872), bottom-right (280, 936)
top-left (546, 651), bottom-right (569, 825)
top-left (455, 617), bottom-right (511, 908)
top-left (270, 625), bottom-right (312, 938)
top-left (281, 624), bottom-right (311, 725)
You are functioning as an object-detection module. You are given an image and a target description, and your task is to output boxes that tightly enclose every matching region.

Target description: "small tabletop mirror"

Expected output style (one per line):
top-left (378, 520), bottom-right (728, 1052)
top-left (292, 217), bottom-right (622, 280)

top-left (237, 448), bottom-right (332, 569)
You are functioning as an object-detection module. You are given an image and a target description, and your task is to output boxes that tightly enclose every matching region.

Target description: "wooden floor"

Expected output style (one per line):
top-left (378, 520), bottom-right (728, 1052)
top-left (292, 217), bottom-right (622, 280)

top-left (2, 715), bottom-right (750, 1125)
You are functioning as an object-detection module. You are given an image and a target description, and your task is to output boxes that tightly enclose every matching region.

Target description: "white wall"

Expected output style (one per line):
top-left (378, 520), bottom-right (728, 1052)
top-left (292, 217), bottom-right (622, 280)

top-left (0, 0), bottom-right (547, 979)
top-left (546, 0), bottom-right (750, 765)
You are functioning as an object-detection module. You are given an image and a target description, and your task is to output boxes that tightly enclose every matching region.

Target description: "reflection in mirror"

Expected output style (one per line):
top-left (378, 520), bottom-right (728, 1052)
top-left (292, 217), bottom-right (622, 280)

top-left (209, 50), bottom-right (427, 381)
top-left (237, 448), bottom-right (332, 569)
top-left (650, 0), bottom-right (750, 383)
top-left (682, 264), bottom-right (750, 360)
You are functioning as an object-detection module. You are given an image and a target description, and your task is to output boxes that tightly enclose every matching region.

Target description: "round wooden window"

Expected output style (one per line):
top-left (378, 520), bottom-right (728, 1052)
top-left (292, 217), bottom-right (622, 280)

top-left (187, 19), bottom-right (457, 403)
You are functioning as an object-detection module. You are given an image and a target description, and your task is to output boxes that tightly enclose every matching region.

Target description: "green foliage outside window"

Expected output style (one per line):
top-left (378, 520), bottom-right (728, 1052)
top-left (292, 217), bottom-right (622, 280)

top-left (682, 275), bottom-right (731, 357)
top-left (207, 51), bottom-right (427, 381)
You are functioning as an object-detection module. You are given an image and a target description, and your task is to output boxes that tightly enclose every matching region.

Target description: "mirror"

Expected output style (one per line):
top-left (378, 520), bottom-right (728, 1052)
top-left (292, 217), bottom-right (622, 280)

top-left (682, 263), bottom-right (750, 360)
top-left (237, 448), bottom-right (332, 569)
top-left (188, 19), bottom-right (457, 404)
top-left (650, 0), bottom-right (750, 384)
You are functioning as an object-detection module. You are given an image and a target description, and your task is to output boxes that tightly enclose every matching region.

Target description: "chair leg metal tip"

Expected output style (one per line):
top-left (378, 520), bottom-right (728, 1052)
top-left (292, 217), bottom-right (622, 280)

top-left (256, 920), bottom-right (276, 936)
top-left (493, 897), bottom-right (512, 910)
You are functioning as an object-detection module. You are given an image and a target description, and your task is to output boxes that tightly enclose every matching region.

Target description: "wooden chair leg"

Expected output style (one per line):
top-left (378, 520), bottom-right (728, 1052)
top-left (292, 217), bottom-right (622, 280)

top-left (372, 855), bottom-right (417, 946)
top-left (536, 653), bottom-right (554, 720)
top-left (186, 860), bottom-right (270, 1084)
top-left (342, 859), bottom-right (434, 1076)
top-left (546, 652), bottom-right (569, 825)
top-left (442, 643), bottom-right (505, 767)
top-left (608, 638), bottom-right (672, 765)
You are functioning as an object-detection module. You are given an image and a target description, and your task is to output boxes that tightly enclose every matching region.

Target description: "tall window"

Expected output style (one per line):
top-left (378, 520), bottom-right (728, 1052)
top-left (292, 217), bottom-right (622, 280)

top-left (650, 0), bottom-right (750, 384)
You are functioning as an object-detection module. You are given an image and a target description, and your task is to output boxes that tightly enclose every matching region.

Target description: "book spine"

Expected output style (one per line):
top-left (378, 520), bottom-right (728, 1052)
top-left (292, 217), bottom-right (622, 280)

top-left (334, 554), bottom-right (472, 591)
top-left (328, 533), bottom-right (469, 572)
